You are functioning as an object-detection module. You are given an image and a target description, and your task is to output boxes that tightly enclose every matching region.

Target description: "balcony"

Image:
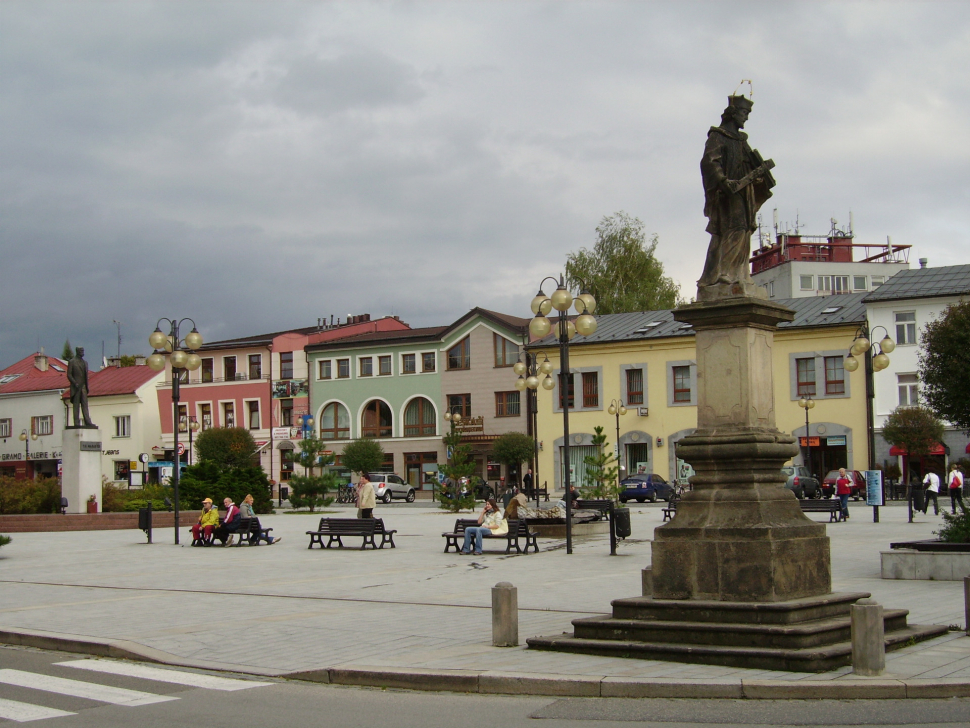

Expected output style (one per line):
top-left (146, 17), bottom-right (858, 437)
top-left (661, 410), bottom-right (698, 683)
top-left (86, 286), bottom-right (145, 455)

top-left (157, 374), bottom-right (270, 388)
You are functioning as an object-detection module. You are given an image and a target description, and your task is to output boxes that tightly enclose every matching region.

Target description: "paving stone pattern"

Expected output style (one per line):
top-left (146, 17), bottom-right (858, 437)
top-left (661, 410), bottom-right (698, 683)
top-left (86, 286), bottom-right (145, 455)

top-left (0, 501), bottom-right (967, 682)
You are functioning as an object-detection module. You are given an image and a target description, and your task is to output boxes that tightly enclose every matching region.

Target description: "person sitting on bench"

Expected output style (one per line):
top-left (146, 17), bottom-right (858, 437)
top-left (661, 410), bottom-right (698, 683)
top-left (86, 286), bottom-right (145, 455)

top-left (240, 494), bottom-right (280, 544)
top-left (213, 497), bottom-right (241, 546)
top-left (191, 497), bottom-right (219, 545)
top-left (461, 498), bottom-right (507, 555)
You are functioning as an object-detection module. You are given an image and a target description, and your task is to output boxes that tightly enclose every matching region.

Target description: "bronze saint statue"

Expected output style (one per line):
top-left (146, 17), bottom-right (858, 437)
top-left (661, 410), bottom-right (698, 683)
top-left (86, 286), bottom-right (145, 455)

top-left (697, 95), bottom-right (775, 301)
top-left (67, 346), bottom-right (95, 428)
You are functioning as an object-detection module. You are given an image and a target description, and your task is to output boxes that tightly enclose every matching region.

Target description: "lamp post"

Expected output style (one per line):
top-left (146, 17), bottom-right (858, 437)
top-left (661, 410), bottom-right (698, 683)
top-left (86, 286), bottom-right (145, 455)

top-left (515, 352), bottom-right (555, 508)
top-left (188, 417), bottom-right (200, 466)
top-left (527, 276), bottom-right (597, 554)
top-left (798, 396), bottom-right (816, 479)
top-left (299, 414), bottom-right (315, 440)
top-left (18, 429), bottom-right (37, 479)
top-left (607, 399), bottom-right (628, 491)
top-left (147, 318), bottom-right (204, 544)
top-left (844, 324), bottom-right (895, 521)
top-left (442, 411), bottom-right (463, 501)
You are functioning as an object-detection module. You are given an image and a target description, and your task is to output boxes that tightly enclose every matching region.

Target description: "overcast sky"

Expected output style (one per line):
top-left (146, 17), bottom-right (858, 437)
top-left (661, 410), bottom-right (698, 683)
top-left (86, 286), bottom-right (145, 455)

top-left (2, 1), bottom-right (968, 367)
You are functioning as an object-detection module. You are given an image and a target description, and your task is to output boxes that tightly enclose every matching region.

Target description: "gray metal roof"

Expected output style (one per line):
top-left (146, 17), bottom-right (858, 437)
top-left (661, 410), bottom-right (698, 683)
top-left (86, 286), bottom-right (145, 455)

top-left (527, 294), bottom-right (868, 349)
top-left (863, 264), bottom-right (970, 303)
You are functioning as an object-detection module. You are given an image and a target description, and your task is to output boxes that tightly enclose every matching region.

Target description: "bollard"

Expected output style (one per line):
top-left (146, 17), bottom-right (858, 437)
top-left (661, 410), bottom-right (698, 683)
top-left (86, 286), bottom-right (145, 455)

top-left (851, 598), bottom-right (885, 675)
top-left (642, 567), bottom-right (653, 597)
top-left (492, 582), bottom-right (518, 647)
top-left (965, 576), bottom-right (970, 636)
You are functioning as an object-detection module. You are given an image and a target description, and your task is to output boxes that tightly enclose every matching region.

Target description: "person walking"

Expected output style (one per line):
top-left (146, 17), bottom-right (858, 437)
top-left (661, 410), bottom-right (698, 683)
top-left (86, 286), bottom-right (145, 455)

top-left (356, 472), bottom-right (376, 519)
top-left (191, 497), bottom-right (219, 545)
top-left (948, 464), bottom-right (965, 514)
top-left (522, 468), bottom-right (533, 497)
top-left (240, 494), bottom-right (280, 544)
top-left (835, 468), bottom-right (852, 521)
top-left (922, 470), bottom-right (941, 515)
top-left (460, 498), bottom-right (507, 555)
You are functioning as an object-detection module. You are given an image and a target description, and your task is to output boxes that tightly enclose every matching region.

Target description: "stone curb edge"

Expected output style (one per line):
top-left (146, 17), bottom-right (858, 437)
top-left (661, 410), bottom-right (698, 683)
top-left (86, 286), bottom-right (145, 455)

top-left (2, 628), bottom-right (968, 699)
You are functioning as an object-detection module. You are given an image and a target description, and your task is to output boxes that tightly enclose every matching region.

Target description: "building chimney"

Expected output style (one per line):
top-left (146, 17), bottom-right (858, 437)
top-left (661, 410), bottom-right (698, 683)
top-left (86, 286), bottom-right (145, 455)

top-left (919, 258), bottom-right (928, 269)
top-left (34, 349), bottom-right (49, 372)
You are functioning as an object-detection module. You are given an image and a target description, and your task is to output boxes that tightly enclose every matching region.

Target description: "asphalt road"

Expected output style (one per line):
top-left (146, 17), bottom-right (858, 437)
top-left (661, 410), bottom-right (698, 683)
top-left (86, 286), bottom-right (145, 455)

top-left (2, 646), bottom-right (969, 727)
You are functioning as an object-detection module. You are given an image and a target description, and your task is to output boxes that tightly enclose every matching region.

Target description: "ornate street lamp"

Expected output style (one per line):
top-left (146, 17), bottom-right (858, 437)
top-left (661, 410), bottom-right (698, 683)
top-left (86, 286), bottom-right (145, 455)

top-left (18, 428), bottom-right (37, 478)
top-left (514, 352), bottom-right (555, 507)
top-left (607, 399), bottom-right (628, 491)
top-left (798, 396), bottom-right (816, 478)
top-left (147, 318), bottom-right (203, 544)
top-left (527, 276), bottom-right (597, 554)
top-left (188, 417), bottom-right (200, 466)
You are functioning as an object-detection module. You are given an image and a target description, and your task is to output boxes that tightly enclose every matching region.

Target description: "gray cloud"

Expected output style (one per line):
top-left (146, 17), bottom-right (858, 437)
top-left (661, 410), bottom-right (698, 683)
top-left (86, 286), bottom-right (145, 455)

top-left (1, 1), bottom-right (968, 365)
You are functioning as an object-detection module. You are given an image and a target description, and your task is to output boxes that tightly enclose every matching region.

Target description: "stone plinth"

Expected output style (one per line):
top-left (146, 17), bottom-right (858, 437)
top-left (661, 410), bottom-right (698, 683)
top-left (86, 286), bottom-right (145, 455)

top-left (61, 428), bottom-right (103, 514)
top-left (651, 297), bottom-right (832, 602)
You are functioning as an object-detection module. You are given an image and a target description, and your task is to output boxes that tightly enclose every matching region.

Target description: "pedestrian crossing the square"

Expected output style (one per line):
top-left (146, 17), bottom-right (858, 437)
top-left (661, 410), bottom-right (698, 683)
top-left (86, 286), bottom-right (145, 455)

top-left (0, 660), bottom-right (272, 722)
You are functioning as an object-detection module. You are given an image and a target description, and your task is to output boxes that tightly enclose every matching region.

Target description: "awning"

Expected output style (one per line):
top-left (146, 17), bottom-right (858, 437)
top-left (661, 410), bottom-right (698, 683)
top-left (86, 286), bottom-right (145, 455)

top-left (276, 440), bottom-right (296, 451)
top-left (254, 441), bottom-right (270, 453)
top-left (889, 443), bottom-right (946, 456)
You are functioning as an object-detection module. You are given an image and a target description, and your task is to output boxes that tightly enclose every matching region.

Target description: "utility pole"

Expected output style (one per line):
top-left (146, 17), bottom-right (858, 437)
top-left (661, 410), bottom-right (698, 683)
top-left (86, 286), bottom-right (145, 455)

top-left (112, 320), bottom-right (122, 359)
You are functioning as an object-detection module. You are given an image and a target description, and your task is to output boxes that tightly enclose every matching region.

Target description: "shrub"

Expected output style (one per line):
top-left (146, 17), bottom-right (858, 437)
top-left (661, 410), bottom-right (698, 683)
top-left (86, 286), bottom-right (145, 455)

top-left (177, 463), bottom-right (273, 514)
top-left (936, 503), bottom-right (970, 544)
top-left (0, 534), bottom-right (10, 549)
top-left (102, 483), bottom-right (173, 512)
top-left (0, 476), bottom-right (62, 514)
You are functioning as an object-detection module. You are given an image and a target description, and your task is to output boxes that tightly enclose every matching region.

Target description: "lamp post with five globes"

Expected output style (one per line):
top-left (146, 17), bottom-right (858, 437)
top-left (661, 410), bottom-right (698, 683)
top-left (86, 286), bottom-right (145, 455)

top-left (798, 396), bottom-right (816, 479)
top-left (147, 319), bottom-right (204, 544)
top-left (607, 399), bottom-right (628, 491)
top-left (527, 276), bottom-right (597, 554)
top-left (514, 352), bottom-right (555, 508)
top-left (18, 429), bottom-right (37, 478)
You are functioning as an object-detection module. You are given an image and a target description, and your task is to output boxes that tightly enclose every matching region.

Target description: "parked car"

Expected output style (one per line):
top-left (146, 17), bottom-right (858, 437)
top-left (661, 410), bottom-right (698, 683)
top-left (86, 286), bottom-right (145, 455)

top-left (618, 473), bottom-right (673, 503)
top-left (821, 469), bottom-right (867, 499)
top-left (781, 465), bottom-right (820, 499)
top-left (368, 473), bottom-right (416, 503)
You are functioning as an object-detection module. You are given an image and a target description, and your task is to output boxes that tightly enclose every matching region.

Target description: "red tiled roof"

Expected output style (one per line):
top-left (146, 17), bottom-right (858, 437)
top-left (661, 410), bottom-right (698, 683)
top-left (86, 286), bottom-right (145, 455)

top-left (59, 365), bottom-right (161, 399)
top-left (0, 353), bottom-right (69, 394)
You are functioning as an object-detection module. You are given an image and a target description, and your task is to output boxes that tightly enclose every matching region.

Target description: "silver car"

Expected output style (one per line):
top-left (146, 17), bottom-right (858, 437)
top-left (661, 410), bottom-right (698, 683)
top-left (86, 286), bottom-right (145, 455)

top-left (781, 465), bottom-right (820, 499)
top-left (369, 473), bottom-right (417, 503)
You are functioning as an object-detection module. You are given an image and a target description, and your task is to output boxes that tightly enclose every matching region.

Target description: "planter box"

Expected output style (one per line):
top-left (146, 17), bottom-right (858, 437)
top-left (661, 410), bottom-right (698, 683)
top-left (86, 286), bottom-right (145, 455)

top-left (881, 548), bottom-right (970, 581)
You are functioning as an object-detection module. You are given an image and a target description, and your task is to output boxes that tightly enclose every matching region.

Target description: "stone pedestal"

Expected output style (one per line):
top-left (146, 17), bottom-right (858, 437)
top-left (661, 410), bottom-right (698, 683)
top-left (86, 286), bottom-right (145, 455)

top-left (650, 297), bottom-right (832, 602)
top-left (61, 428), bottom-right (103, 514)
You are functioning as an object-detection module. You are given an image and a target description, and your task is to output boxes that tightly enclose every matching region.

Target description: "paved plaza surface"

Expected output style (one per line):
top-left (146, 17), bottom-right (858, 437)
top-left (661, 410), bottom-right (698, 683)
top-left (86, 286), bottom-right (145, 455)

top-left (1, 500), bottom-right (968, 694)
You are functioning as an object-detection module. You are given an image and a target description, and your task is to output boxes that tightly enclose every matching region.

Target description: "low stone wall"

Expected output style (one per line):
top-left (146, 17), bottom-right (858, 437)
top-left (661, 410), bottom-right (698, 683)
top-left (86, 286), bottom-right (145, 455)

top-left (881, 549), bottom-right (970, 581)
top-left (529, 521), bottom-right (610, 539)
top-left (0, 511), bottom-right (202, 533)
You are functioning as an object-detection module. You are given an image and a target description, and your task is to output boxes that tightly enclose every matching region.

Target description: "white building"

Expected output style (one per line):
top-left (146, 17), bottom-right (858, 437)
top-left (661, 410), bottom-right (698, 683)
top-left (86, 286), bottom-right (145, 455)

top-left (863, 263), bottom-right (970, 475)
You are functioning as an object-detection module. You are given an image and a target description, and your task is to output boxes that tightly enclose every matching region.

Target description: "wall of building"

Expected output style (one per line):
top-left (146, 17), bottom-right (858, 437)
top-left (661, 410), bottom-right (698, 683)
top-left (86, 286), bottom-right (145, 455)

top-left (88, 377), bottom-right (164, 485)
top-left (0, 389), bottom-right (65, 479)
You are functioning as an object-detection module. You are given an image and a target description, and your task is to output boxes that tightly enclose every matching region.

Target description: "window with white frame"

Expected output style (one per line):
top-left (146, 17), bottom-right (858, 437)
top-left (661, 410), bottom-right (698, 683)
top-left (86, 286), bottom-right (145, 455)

top-left (0, 418), bottom-right (10, 438)
top-left (895, 311), bottom-right (917, 345)
top-left (379, 355), bottom-right (392, 376)
top-left (359, 357), bottom-right (373, 377)
top-left (853, 276), bottom-right (868, 291)
top-left (870, 275), bottom-right (885, 288)
top-left (32, 415), bottom-right (53, 436)
top-left (222, 401), bottom-right (235, 428)
top-left (247, 401), bottom-right (260, 429)
top-left (898, 373), bottom-right (919, 407)
top-left (800, 275), bottom-right (814, 291)
top-left (318, 360), bottom-right (332, 380)
top-left (402, 353), bottom-right (416, 374)
top-left (114, 415), bottom-right (131, 438)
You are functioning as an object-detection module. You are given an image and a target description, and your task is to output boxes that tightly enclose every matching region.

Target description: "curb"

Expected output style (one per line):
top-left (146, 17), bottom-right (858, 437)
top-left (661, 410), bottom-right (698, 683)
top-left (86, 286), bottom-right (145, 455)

top-left (2, 628), bottom-right (968, 699)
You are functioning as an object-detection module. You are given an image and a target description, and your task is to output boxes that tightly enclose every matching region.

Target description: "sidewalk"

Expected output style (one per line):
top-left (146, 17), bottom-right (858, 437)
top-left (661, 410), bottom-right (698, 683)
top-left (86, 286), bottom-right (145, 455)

top-left (1, 501), bottom-right (968, 698)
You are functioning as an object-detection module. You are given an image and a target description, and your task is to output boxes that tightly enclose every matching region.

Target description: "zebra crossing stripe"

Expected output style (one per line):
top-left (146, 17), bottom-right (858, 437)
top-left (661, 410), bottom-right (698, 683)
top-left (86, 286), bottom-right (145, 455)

top-left (0, 669), bottom-right (177, 707)
top-left (55, 660), bottom-right (273, 691)
top-left (0, 697), bottom-right (75, 723)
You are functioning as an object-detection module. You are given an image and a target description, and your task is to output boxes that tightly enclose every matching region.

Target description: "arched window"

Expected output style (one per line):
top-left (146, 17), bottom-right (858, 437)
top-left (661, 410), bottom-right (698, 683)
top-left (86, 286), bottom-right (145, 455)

top-left (319, 402), bottom-right (350, 440)
top-left (362, 400), bottom-right (392, 438)
top-left (404, 397), bottom-right (436, 437)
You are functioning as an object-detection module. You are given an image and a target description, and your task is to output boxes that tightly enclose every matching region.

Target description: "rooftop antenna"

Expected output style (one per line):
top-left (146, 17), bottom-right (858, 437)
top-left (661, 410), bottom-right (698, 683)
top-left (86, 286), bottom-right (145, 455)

top-left (112, 320), bottom-right (122, 359)
top-left (848, 211), bottom-right (854, 235)
top-left (733, 79), bottom-right (753, 99)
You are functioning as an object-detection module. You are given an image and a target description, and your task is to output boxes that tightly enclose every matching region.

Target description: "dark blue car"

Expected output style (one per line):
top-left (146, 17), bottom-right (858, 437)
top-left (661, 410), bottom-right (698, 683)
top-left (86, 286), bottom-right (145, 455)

top-left (619, 473), bottom-right (673, 503)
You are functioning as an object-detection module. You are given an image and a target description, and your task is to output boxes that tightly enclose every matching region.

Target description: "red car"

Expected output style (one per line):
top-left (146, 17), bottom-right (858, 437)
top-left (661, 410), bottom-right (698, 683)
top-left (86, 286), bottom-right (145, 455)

top-left (821, 470), bottom-right (866, 499)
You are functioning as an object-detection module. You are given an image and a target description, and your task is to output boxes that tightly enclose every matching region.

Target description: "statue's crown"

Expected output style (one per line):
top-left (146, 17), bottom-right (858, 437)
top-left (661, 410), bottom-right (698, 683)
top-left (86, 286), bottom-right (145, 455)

top-left (727, 95), bottom-right (753, 111)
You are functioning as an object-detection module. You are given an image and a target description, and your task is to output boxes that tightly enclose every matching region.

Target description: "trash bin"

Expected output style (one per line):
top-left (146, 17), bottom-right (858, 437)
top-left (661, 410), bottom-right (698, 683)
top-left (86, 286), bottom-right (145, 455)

top-left (137, 507), bottom-right (152, 532)
top-left (614, 507), bottom-right (632, 539)
top-left (910, 483), bottom-right (924, 513)
top-left (502, 490), bottom-right (513, 509)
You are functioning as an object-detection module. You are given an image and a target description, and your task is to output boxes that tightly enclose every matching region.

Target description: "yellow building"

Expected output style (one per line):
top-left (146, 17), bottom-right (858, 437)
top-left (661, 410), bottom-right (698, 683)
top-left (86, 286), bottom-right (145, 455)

top-left (528, 294), bottom-right (868, 492)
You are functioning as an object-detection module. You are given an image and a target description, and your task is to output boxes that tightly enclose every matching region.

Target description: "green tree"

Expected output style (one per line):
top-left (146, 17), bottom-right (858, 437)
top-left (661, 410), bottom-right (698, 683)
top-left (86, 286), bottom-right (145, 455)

top-left (194, 427), bottom-right (259, 470)
top-left (565, 212), bottom-right (681, 314)
top-left (288, 436), bottom-right (336, 512)
top-left (0, 534), bottom-right (10, 549)
top-left (178, 427), bottom-right (272, 513)
top-left (341, 438), bottom-right (385, 475)
top-left (491, 432), bottom-right (535, 487)
top-left (881, 406), bottom-right (945, 484)
top-left (119, 354), bottom-right (137, 367)
top-left (438, 424), bottom-right (477, 513)
top-left (61, 339), bottom-right (73, 360)
top-left (919, 300), bottom-right (970, 434)
top-left (579, 426), bottom-right (621, 502)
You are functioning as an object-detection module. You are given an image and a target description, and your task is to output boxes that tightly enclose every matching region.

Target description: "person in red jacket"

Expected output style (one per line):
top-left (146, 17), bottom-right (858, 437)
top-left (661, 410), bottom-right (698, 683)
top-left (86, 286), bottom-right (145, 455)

top-left (835, 467), bottom-right (852, 521)
top-left (948, 464), bottom-right (965, 514)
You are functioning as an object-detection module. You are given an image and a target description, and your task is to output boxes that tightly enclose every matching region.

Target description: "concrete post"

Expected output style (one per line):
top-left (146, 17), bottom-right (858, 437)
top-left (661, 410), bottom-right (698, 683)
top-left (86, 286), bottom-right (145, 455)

top-left (641, 567), bottom-right (653, 596)
top-left (492, 582), bottom-right (518, 647)
top-left (964, 576), bottom-right (970, 636)
top-left (851, 598), bottom-right (885, 675)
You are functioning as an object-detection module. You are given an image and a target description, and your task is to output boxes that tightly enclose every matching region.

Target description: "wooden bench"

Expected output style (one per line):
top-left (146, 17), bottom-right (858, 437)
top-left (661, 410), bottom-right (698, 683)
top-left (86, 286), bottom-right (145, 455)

top-left (798, 499), bottom-right (844, 522)
top-left (234, 517), bottom-right (274, 546)
top-left (306, 518), bottom-right (396, 550)
top-left (441, 518), bottom-right (538, 554)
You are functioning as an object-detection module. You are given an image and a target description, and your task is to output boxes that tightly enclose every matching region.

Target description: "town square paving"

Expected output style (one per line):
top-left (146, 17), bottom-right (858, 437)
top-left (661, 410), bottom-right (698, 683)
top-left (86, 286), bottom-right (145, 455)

top-left (1, 499), bottom-right (968, 694)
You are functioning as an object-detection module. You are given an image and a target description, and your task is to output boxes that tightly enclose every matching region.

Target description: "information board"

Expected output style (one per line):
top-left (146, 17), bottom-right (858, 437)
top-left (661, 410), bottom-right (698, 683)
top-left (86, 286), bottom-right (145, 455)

top-left (865, 470), bottom-right (884, 506)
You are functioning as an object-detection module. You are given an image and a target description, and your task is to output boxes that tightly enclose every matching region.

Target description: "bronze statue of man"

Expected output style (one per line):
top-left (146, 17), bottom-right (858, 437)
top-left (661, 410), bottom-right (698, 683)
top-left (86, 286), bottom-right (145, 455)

top-left (67, 346), bottom-right (95, 428)
top-left (697, 95), bottom-right (775, 301)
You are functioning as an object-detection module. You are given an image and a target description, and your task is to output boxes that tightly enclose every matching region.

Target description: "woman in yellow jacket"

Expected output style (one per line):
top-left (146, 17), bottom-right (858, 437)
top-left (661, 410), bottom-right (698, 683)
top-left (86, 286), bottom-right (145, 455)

top-left (191, 497), bottom-right (220, 546)
top-left (356, 473), bottom-right (376, 518)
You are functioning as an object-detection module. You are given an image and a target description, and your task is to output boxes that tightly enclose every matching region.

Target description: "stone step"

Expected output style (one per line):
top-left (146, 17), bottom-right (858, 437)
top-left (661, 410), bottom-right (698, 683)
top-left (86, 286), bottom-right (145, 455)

top-left (610, 592), bottom-right (872, 625)
top-left (527, 623), bottom-right (950, 673)
top-left (571, 609), bottom-right (911, 650)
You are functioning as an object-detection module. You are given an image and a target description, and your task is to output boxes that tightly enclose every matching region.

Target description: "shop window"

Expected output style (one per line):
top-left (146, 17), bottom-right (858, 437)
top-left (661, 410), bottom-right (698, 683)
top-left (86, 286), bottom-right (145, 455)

top-left (895, 312), bottom-right (917, 345)
top-left (402, 354), bottom-right (416, 373)
top-left (404, 397), bottom-right (436, 437)
top-left (582, 372), bottom-right (599, 408)
top-left (114, 460), bottom-right (130, 481)
top-left (250, 354), bottom-right (263, 380)
top-left (320, 402), bottom-right (350, 440)
top-left (201, 358), bottom-right (213, 382)
top-left (280, 449), bottom-right (294, 480)
top-left (448, 393), bottom-right (471, 418)
top-left (495, 391), bottom-right (521, 417)
top-left (796, 358), bottom-right (816, 396)
top-left (362, 400), bottom-right (392, 438)
top-left (114, 415), bottom-right (131, 438)
top-left (626, 368), bottom-right (644, 406)
top-left (422, 352), bottom-right (436, 372)
top-left (447, 338), bottom-right (470, 370)
top-left (493, 334), bottom-right (519, 367)
top-left (379, 355), bottom-right (392, 376)
top-left (824, 356), bottom-right (845, 395)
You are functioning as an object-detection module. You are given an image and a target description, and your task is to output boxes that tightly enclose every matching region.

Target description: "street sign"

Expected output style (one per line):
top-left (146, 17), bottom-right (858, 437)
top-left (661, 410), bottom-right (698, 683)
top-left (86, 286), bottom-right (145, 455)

top-left (177, 443), bottom-right (186, 455)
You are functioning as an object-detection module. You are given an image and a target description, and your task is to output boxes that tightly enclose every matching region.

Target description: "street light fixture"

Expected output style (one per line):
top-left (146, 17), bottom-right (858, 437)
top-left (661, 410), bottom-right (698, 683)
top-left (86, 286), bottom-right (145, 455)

top-left (527, 276), bottom-right (597, 554)
top-left (147, 317), bottom-right (203, 544)
top-left (188, 417), bottom-right (200, 466)
top-left (514, 352), bottom-right (555, 507)
top-left (798, 396), bottom-right (816, 478)
top-left (18, 429), bottom-right (37, 478)
top-left (607, 399), bottom-right (628, 491)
